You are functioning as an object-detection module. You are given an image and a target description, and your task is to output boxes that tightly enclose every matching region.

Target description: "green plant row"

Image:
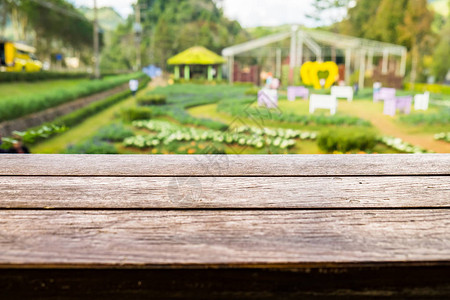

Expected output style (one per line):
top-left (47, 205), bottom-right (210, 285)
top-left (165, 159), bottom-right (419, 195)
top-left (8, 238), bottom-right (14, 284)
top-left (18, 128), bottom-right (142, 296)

top-left (0, 73), bottom-right (147, 122)
top-left (434, 132), bottom-right (450, 143)
top-left (126, 120), bottom-right (299, 150)
top-left (399, 109), bottom-right (450, 125)
top-left (0, 71), bottom-right (89, 83)
top-left (0, 124), bottom-right (67, 150)
top-left (378, 136), bottom-right (428, 154)
top-left (217, 99), bottom-right (372, 127)
top-left (136, 94), bottom-right (167, 106)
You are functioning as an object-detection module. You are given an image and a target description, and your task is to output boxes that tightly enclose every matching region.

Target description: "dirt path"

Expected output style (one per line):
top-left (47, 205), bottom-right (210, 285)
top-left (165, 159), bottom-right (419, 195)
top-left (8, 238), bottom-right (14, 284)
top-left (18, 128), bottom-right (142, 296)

top-left (340, 101), bottom-right (450, 153)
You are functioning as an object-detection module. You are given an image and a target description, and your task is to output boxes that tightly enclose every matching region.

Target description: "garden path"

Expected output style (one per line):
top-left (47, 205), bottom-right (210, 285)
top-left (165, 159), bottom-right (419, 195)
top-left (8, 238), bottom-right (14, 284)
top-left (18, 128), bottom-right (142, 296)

top-left (339, 101), bottom-right (450, 153)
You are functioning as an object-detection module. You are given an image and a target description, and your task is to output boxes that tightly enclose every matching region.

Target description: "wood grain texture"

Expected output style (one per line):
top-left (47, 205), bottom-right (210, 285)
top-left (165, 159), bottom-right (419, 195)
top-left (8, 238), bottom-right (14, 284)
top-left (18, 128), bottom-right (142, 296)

top-left (0, 210), bottom-right (449, 267)
top-left (1, 154), bottom-right (449, 176)
top-left (0, 176), bottom-right (449, 209)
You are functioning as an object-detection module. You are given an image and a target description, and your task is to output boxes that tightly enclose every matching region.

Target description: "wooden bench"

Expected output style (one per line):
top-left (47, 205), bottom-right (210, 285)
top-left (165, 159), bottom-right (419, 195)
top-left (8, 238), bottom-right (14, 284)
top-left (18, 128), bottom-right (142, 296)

top-left (1, 154), bottom-right (449, 299)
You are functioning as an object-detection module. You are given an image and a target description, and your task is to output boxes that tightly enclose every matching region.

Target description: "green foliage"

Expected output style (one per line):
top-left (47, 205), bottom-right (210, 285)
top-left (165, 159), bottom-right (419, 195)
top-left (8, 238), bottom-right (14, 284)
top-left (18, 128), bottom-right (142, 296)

top-left (138, 0), bottom-right (249, 68)
top-left (94, 123), bottom-right (134, 142)
top-left (126, 120), bottom-right (299, 150)
top-left (378, 136), bottom-right (428, 153)
top-left (404, 82), bottom-right (450, 95)
top-left (136, 94), bottom-right (167, 106)
top-left (0, 72), bottom-right (89, 83)
top-left (434, 132), bottom-right (450, 143)
top-left (0, 73), bottom-right (145, 122)
top-left (244, 87), bottom-right (259, 96)
top-left (65, 139), bottom-right (118, 154)
top-left (121, 107), bottom-right (153, 122)
top-left (318, 128), bottom-right (378, 153)
top-left (432, 19), bottom-right (450, 82)
top-left (399, 108), bottom-right (450, 125)
top-left (0, 124), bottom-right (67, 150)
top-left (339, 0), bottom-right (435, 82)
top-left (6, 0), bottom-right (95, 57)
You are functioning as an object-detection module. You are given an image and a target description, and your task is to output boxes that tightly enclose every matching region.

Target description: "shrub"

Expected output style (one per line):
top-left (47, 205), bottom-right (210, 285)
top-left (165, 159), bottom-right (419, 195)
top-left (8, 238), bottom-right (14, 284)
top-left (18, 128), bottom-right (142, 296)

top-left (94, 123), bottom-right (134, 142)
top-left (65, 139), bottom-right (118, 154)
top-left (244, 87), bottom-right (259, 96)
top-left (318, 128), bottom-right (377, 153)
top-left (120, 106), bottom-right (153, 122)
top-left (137, 94), bottom-right (167, 106)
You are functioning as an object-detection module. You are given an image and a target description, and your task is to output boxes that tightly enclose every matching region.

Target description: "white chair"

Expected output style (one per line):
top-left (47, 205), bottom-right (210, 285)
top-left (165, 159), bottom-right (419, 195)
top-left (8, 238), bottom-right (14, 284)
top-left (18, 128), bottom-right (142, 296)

top-left (331, 86), bottom-right (354, 102)
top-left (414, 92), bottom-right (430, 111)
top-left (309, 94), bottom-right (338, 115)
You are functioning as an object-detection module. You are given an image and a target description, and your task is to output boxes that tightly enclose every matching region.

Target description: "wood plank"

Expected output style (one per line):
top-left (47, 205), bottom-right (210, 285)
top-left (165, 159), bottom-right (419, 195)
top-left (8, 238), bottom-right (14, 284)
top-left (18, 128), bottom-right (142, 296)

top-left (0, 176), bottom-right (449, 209)
top-left (0, 210), bottom-right (448, 267)
top-left (1, 154), bottom-right (449, 176)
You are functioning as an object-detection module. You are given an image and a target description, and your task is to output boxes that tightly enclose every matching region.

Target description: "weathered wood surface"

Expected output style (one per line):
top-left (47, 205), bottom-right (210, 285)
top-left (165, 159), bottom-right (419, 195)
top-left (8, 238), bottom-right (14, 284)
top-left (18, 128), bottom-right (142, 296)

top-left (1, 154), bottom-right (449, 176)
top-left (0, 176), bottom-right (448, 209)
top-left (0, 210), bottom-right (449, 267)
top-left (0, 154), bottom-right (449, 298)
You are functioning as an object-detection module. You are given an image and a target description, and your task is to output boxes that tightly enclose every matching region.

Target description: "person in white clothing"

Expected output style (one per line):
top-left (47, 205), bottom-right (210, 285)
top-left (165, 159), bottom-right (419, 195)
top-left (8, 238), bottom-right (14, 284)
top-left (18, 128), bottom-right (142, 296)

top-left (129, 79), bottom-right (139, 97)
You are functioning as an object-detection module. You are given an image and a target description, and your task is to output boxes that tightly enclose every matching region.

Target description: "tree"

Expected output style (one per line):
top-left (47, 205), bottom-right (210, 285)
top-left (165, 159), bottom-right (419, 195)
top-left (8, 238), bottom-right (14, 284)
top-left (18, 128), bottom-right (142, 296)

top-left (338, 0), bottom-right (381, 37)
top-left (397, 0), bottom-right (435, 83)
top-left (431, 0), bottom-right (450, 81)
top-left (307, 0), bottom-right (352, 24)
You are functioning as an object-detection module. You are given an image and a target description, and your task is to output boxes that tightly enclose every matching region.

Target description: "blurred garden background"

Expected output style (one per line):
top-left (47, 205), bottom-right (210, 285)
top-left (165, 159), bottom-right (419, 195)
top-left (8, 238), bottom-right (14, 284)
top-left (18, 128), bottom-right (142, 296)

top-left (0, 0), bottom-right (449, 154)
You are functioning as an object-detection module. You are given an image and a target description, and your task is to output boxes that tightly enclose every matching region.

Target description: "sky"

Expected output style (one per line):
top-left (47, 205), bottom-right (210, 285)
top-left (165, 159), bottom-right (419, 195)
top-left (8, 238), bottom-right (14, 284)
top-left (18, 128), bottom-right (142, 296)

top-left (71, 0), bottom-right (344, 28)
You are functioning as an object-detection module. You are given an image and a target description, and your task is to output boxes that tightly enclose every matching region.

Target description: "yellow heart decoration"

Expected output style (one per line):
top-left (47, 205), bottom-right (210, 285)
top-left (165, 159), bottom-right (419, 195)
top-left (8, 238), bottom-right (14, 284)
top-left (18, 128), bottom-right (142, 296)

top-left (300, 61), bottom-right (339, 89)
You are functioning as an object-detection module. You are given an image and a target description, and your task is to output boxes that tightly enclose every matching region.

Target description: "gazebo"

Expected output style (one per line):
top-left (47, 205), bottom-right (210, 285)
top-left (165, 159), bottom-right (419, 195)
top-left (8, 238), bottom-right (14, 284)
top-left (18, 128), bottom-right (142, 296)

top-left (167, 46), bottom-right (225, 81)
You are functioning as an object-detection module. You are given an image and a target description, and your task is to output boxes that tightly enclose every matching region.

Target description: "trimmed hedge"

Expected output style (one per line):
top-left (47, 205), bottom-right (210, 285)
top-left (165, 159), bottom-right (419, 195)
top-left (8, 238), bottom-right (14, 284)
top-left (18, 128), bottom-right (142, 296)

top-left (121, 107), bottom-right (153, 122)
top-left (137, 94), bottom-right (167, 106)
top-left (0, 71), bottom-right (89, 83)
top-left (318, 128), bottom-right (378, 153)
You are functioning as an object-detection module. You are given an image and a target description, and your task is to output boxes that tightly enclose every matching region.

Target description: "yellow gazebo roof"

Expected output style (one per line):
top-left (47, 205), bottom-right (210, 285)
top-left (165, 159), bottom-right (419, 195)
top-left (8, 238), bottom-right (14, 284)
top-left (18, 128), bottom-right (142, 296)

top-left (167, 46), bottom-right (225, 65)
